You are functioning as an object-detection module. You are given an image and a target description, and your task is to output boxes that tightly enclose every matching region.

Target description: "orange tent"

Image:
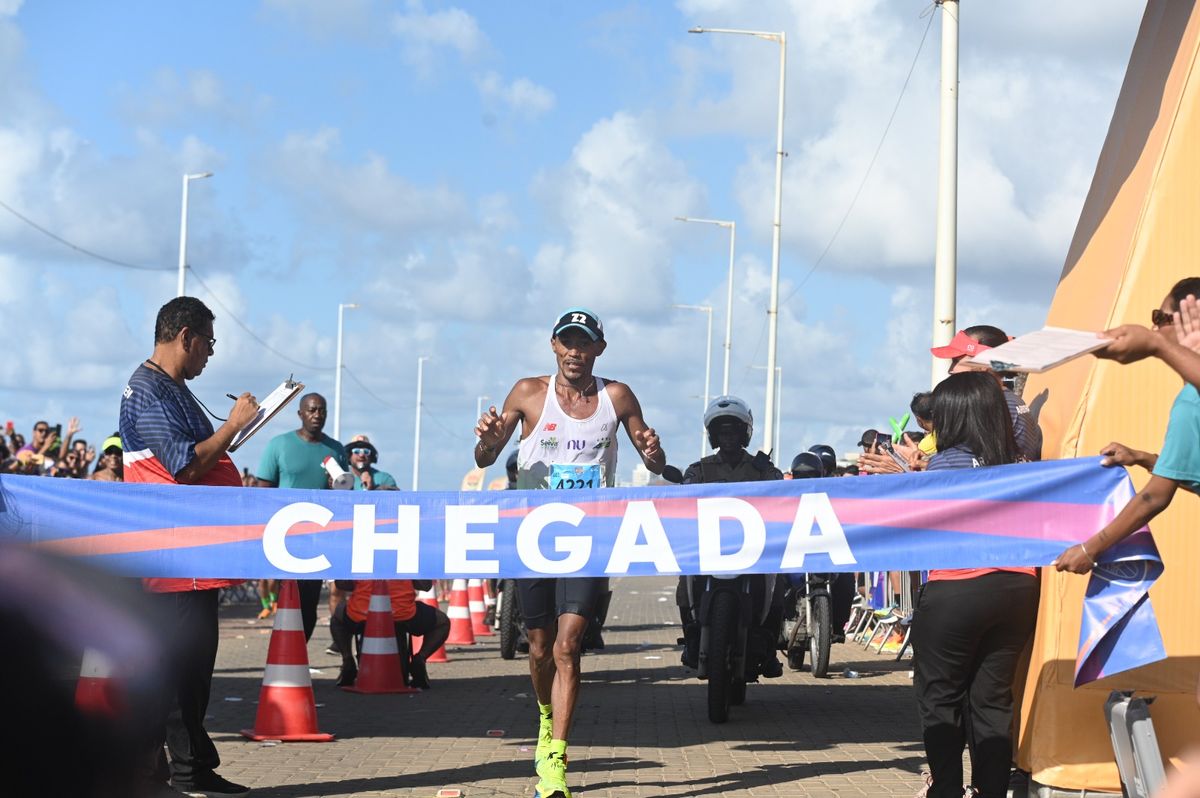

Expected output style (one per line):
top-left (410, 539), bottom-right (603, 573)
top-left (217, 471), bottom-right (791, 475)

top-left (1017, 0), bottom-right (1200, 789)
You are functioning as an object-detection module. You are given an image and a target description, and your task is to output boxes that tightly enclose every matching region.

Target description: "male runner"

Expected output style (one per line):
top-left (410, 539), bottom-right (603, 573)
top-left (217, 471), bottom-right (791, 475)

top-left (474, 307), bottom-right (665, 798)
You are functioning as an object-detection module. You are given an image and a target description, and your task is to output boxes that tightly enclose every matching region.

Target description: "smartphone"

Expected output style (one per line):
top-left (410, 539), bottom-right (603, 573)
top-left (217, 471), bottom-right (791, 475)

top-left (876, 438), bottom-right (911, 471)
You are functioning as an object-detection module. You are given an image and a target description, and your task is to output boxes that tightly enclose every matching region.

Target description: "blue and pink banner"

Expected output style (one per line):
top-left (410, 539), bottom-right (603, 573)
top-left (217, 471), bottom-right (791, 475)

top-left (0, 457), bottom-right (1165, 683)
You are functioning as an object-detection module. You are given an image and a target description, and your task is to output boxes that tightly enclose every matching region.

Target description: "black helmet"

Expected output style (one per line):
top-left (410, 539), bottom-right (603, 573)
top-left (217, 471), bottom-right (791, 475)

top-left (808, 444), bottom-right (836, 477)
top-left (505, 450), bottom-right (519, 472)
top-left (789, 451), bottom-right (824, 480)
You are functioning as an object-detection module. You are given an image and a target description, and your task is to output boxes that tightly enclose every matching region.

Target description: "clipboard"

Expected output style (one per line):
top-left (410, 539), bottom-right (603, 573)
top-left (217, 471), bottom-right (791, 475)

top-left (228, 377), bottom-right (305, 452)
top-left (965, 327), bottom-right (1110, 373)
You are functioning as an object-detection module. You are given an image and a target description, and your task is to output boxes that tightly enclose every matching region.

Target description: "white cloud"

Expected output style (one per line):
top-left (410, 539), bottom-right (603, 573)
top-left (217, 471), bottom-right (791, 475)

top-left (270, 127), bottom-right (471, 241)
top-left (476, 71), bottom-right (555, 118)
top-left (391, 0), bottom-right (487, 76)
top-left (530, 112), bottom-right (706, 315)
top-left (260, 0), bottom-right (379, 38)
top-left (0, 0), bottom-right (22, 18)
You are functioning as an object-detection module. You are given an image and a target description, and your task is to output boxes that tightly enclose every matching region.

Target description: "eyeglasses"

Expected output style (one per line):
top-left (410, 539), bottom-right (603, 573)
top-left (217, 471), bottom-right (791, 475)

top-left (189, 329), bottom-right (216, 352)
top-left (350, 447), bottom-right (372, 456)
top-left (1151, 309), bottom-right (1175, 328)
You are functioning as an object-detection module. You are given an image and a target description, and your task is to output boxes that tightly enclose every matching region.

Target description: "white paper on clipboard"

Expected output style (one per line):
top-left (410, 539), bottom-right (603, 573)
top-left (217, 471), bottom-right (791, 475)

top-left (227, 378), bottom-right (305, 452)
top-left (966, 327), bottom-right (1109, 373)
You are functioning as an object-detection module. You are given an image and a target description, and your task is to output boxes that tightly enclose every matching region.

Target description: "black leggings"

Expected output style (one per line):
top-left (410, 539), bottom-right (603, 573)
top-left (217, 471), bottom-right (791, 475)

top-left (912, 572), bottom-right (1039, 798)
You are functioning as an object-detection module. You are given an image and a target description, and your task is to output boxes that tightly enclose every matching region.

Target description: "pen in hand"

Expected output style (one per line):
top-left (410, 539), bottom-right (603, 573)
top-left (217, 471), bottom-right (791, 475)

top-left (226, 393), bottom-right (239, 401)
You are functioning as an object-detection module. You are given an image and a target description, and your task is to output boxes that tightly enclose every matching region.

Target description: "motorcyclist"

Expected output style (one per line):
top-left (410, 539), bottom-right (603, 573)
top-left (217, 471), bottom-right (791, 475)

top-left (677, 395), bottom-right (784, 678)
top-left (792, 447), bottom-right (855, 644)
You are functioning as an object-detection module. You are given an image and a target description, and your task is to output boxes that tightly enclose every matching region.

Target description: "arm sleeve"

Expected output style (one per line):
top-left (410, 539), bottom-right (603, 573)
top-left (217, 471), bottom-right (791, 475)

top-left (682, 462), bottom-right (702, 484)
top-left (375, 470), bottom-right (398, 488)
top-left (256, 438), bottom-right (281, 483)
top-left (134, 397), bottom-right (197, 478)
top-left (1153, 392), bottom-right (1200, 485)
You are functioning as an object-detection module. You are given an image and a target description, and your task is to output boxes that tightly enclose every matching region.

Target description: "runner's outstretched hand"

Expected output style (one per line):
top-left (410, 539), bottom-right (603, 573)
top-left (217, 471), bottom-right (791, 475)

top-left (634, 427), bottom-right (661, 460)
top-left (476, 406), bottom-right (507, 450)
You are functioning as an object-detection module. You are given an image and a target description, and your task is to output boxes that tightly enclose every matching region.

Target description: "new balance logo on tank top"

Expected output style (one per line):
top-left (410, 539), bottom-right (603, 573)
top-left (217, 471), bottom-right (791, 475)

top-left (517, 377), bottom-right (618, 489)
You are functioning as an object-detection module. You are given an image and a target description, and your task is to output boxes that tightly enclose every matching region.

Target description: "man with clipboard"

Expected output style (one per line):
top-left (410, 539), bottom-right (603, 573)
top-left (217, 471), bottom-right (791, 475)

top-left (119, 296), bottom-right (257, 798)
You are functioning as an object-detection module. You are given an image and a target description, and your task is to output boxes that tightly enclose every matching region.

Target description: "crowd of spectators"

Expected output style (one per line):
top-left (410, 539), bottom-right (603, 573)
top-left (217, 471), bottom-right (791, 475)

top-left (0, 417), bottom-right (123, 481)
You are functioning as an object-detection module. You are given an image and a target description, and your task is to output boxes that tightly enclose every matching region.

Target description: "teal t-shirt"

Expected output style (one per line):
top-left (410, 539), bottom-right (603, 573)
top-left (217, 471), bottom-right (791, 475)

top-left (256, 431), bottom-right (349, 489)
top-left (353, 467), bottom-right (397, 490)
top-left (1152, 384), bottom-right (1200, 494)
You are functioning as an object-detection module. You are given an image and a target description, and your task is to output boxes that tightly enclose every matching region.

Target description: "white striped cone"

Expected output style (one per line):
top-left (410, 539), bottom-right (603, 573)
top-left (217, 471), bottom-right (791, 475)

top-left (241, 580), bottom-right (333, 741)
top-left (75, 647), bottom-right (121, 716)
top-left (467, 578), bottom-right (493, 636)
top-left (446, 578), bottom-right (476, 645)
top-left (344, 580), bottom-right (417, 694)
top-left (412, 586), bottom-right (449, 663)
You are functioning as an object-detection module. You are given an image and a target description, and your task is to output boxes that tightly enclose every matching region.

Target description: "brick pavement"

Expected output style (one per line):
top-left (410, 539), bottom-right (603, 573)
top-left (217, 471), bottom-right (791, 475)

top-left (207, 577), bottom-right (927, 797)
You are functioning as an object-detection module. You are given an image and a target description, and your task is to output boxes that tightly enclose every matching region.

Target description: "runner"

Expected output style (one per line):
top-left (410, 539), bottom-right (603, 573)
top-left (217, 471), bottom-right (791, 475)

top-left (473, 307), bottom-right (666, 798)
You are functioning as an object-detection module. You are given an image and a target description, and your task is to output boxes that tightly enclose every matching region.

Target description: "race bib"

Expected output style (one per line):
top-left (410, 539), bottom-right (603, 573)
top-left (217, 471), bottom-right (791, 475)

top-left (550, 463), bottom-right (603, 490)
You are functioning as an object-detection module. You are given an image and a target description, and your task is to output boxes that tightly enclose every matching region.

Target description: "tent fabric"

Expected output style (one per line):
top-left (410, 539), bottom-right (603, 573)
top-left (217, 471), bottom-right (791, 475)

top-left (1016, 0), bottom-right (1200, 789)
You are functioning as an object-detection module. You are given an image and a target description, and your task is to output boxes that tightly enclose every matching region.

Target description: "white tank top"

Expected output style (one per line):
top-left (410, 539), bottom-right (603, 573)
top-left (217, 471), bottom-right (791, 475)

top-left (517, 377), bottom-right (619, 489)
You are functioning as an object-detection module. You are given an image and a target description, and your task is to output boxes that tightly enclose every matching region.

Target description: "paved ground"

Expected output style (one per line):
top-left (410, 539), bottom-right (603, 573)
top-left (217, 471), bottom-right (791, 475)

top-left (207, 577), bottom-right (927, 798)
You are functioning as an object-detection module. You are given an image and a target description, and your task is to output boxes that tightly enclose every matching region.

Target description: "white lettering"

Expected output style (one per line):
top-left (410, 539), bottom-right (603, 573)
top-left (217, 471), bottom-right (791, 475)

top-left (606, 501), bottom-right (680, 574)
top-left (351, 504), bottom-right (420, 574)
top-left (780, 493), bottom-right (857, 569)
top-left (263, 502), bottom-right (333, 574)
top-left (696, 497), bottom-right (766, 572)
top-left (516, 503), bottom-right (591, 574)
top-left (445, 505), bottom-right (499, 573)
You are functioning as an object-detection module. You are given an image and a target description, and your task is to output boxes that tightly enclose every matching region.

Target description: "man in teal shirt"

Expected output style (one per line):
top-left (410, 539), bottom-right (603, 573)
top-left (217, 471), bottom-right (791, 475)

top-left (345, 435), bottom-right (397, 490)
top-left (255, 392), bottom-right (347, 640)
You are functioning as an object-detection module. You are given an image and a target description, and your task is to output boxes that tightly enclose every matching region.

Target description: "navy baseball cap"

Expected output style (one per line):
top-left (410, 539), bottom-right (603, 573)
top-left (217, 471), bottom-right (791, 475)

top-left (553, 307), bottom-right (604, 342)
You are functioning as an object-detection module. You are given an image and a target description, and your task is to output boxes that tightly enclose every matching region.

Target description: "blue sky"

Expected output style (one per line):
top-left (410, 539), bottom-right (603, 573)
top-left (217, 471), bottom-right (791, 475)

top-left (0, 0), bottom-right (1144, 488)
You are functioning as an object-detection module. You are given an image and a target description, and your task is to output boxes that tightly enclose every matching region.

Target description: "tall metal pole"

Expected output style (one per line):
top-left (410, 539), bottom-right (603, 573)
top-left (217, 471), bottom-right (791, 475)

top-left (176, 172), bottom-right (212, 297)
top-left (476, 395), bottom-right (489, 424)
top-left (723, 221), bottom-right (736, 395)
top-left (674, 304), bottom-right (713, 459)
top-left (931, 0), bottom-right (959, 387)
top-left (333, 303), bottom-right (357, 441)
top-left (674, 216), bottom-right (737, 395)
top-left (763, 32), bottom-right (786, 460)
top-left (177, 175), bottom-right (190, 298)
top-left (774, 366), bottom-right (782, 458)
top-left (412, 356), bottom-right (429, 491)
top-left (686, 27), bottom-right (786, 456)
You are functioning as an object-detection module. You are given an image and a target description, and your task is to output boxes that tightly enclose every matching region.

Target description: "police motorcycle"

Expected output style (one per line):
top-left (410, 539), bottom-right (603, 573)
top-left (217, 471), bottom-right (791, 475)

top-left (780, 451), bottom-right (835, 677)
top-left (676, 397), bottom-right (785, 723)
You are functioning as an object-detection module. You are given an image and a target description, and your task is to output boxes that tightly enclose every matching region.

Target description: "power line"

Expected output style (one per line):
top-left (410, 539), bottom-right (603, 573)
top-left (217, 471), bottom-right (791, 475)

top-left (0, 197), bottom-right (172, 272)
top-left (342, 365), bottom-right (405, 410)
top-left (188, 267), bottom-right (333, 372)
top-left (782, 5), bottom-right (936, 303)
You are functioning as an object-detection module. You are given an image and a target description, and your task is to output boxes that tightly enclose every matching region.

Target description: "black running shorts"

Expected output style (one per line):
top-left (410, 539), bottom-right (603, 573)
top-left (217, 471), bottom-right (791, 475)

top-left (517, 577), bottom-right (609, 630)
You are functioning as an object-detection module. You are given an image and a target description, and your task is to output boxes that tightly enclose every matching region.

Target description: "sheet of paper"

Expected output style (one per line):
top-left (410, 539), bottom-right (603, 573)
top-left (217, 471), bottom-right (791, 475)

top-left (228, 379), bottom-right (304, 452)
top-left (966, 327), bottom-right (1109, 373)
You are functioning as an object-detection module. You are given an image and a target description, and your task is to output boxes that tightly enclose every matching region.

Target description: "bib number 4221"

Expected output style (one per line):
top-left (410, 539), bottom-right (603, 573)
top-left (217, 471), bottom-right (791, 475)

top-left (550, 463), bottom-right (602, 490)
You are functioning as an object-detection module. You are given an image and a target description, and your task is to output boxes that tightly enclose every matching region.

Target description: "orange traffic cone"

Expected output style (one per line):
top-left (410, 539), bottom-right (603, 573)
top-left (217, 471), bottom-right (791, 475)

top-left (344, 580), bottom-right (418, 694)
top-left (241, 580), bottom-right (334, 741)
top-left (75, 647), bottom-right (122, 716)
top-left (411, 585), bottom-right (449, 663)
top-left (446, 578), bottom-right (476, 645)
top-left (468, 579), bottom-right (493, 636)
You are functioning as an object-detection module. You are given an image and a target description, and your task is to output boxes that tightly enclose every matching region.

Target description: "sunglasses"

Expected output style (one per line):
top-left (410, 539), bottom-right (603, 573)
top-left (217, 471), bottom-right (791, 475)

top-left (34, 426), bottom-right (49, 433)
top-left (350, 447), bottom-right (372, 456)
top-left (1151, 309), bottom-right (1175, 328)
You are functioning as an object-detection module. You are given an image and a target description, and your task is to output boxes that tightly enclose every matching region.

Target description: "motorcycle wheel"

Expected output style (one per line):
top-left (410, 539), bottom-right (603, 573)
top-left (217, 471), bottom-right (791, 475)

top-left (499, 578), bottom-right (519, 661)
top-left (808, 593), bottom-right (832, 679)
top-left (706, 591), bottom-right (738, 724)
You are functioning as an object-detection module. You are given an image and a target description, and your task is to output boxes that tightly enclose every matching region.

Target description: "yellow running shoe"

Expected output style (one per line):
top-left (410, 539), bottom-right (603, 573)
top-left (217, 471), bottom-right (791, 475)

top-left (534, 753), bottom-right (570, 798)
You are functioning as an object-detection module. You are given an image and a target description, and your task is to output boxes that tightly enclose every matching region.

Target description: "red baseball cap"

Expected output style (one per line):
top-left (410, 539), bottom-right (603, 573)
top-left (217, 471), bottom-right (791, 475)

top-left (930, 330), bottom-right (992, 359)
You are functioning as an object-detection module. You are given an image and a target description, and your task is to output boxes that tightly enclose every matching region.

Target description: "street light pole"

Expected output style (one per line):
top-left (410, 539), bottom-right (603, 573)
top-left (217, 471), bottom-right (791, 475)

top-left (752, 365), bottom-right (782, 456)
top-left (413, 356), bottom-right (430, 491)
top-left (176, 171), bottom-right (213, 297)
top-left (476, 395), bottom-right (490, 425)
top-left (931, 0), bottom-right (959, 387)
top-left (333, 302), bottom-right (358, 441)
top-left (673, 304), bottom-right (713, 460)
top-left (689, 27), bottom-right (786, 458)
top-left (675, 216), bottom-right (737, 394)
